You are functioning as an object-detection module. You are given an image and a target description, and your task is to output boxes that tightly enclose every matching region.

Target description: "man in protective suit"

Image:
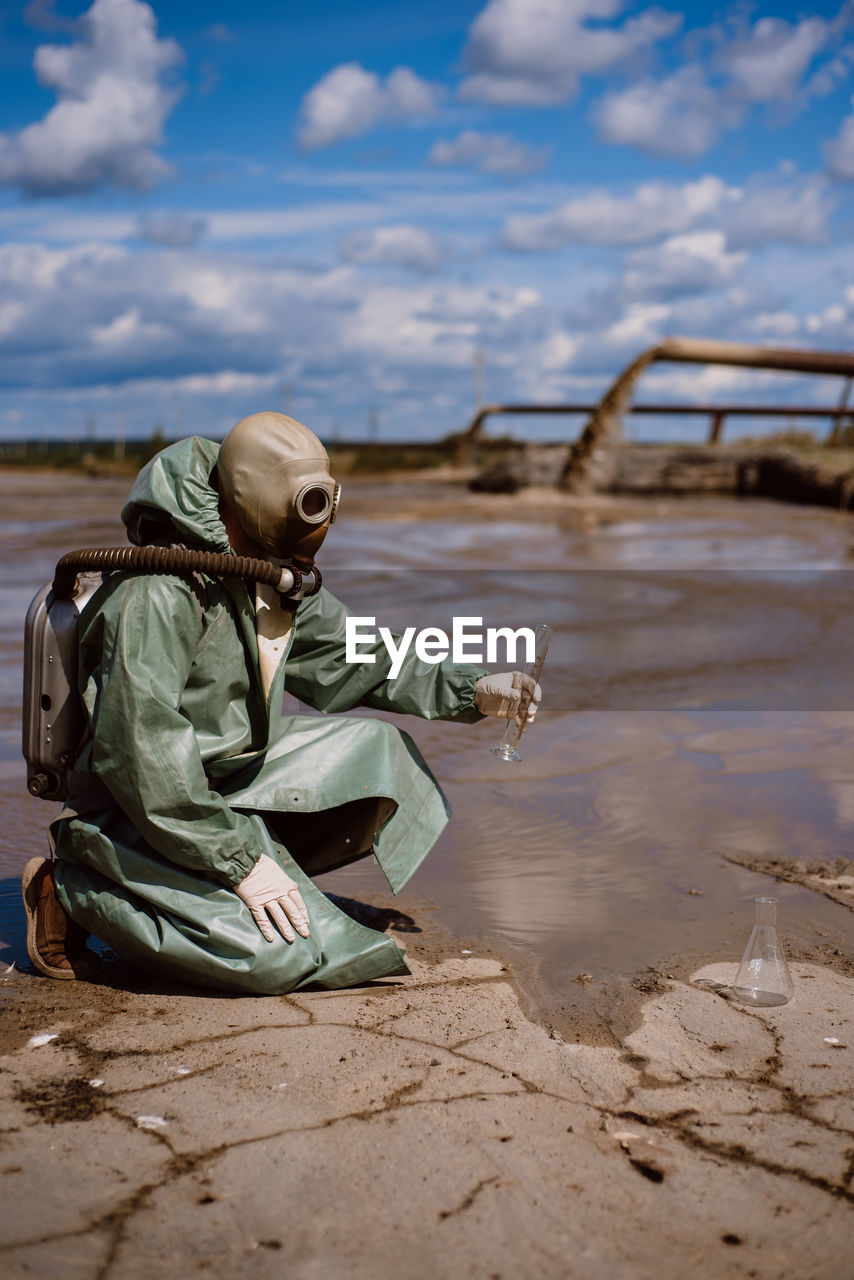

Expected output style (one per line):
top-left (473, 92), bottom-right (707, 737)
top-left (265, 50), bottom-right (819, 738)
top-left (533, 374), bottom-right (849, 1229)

top-left (22, 413), bottom-right (540, 992)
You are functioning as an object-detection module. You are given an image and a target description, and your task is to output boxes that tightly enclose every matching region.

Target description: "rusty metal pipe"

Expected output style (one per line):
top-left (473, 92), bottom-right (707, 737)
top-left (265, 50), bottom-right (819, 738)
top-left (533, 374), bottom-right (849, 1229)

top-left (651, 337), bottom-right (854, 377)
top-left (559, 338), bottom-right (854, 492)
top-left (458, 400), bottom-right (854, 459)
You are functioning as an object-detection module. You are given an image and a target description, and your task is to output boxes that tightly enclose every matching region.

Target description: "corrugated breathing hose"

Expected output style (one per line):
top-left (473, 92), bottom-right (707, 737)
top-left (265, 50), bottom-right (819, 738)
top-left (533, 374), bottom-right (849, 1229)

top-left (51, 546), bottom-right (322, 601)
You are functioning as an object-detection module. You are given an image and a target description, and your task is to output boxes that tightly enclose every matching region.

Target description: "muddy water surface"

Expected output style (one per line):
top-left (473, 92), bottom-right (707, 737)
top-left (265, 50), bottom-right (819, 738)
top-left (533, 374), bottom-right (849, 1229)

top-left (2, 470), bottom-right (853, 1032)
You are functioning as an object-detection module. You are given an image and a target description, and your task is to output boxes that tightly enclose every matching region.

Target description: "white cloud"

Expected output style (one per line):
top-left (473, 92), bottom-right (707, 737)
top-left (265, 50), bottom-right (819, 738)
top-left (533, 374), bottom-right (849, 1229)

top-left (592, 9), bottom-right (852, 159)
top-left (717, 176), bottom-right (832, 248)
top-left (0, 239), bottom-right (547, 405)
top-left (0, 241), bottom-right (320, 387)
top-left (0, 0), bottom-right (183, 196)
top-left (640, 362), bottom-right (783, 402)
top-left (604, 301), bottom-right (671, 349)
top-left (657, 286), bottom-right (788, 349)
top-left (385, 67), bottom-right (439, 117)
top-left (500, 173), bottom-right (832, 252)
top-left (297, 62), bottom-right (441, 150)
top-left (137, 212), bottom-right (207, 248)
top-left (336, 280), bottom-right (542, 369)
top-left (806, 301), bottom-right (850, 334)
top-left (4, 225), bottom-right (852, 441)
top-left (459, 0), bottom-right (681, 105)
top-left (594, 66), bottom-right (741, 157)
top-left (428, 130), bottom-right (548, 177)
top-left (0, 180), bottom-right (513, 247)
top-left (804, 45), bottom-right (854, 100)
top-left (540, 331), bottom-right (578, 371)
top-left (717, 16), bottom-right (829, 103)
top-left (620, 231), bottom-right (746, 299)
top-left (751, 311), bottom-right (802, 338)
top-left (91, 305), bottom-right (171, 347)
top-left (501, 176), bottom-right (728, 249)
top-left (338, 225), bottom-right (448, 274)
top-left (297, 64), bottom-right (385, 151)
top-left (825, 107), bottom-right (854, 179)
top-left (207, 204), bottom-right (386, 239)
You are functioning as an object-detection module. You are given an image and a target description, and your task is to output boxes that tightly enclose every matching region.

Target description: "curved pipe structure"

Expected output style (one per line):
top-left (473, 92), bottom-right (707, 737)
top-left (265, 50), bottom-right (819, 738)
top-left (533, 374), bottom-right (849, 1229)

top-left (455, 338), bottom-right (854, 486)
top-left (560, 338), bottom-right (854, 493)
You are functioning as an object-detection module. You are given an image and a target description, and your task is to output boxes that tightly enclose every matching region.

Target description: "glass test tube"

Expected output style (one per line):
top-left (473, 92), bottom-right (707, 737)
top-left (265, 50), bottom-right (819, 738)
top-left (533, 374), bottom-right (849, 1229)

top-left (491, 623), bottom-right (552, 763)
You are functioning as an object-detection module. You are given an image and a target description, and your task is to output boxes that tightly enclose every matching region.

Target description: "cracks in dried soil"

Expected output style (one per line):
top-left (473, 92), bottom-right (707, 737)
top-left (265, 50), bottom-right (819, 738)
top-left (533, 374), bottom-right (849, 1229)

top-left (438, 1174), bottom-right (500, 1220)
top-left (611, 1007), bottom-right (854, 1203)
top-left (2, 970), bottom-right (853, 1275)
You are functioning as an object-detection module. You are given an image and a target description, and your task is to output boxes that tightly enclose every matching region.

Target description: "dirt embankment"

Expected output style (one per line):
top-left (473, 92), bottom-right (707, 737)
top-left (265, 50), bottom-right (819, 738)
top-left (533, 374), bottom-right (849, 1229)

top-left (472, 442), bottom-right (854, 511)
top-left (723, 854), bottom-right (854, 915)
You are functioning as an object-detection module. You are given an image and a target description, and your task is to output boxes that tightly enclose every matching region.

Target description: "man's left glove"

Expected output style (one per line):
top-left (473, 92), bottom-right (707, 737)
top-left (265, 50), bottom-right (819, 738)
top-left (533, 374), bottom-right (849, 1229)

top-left (235, 854), bottom-right (311, 943)
top-left (475, 671), bottom-right (541, 728)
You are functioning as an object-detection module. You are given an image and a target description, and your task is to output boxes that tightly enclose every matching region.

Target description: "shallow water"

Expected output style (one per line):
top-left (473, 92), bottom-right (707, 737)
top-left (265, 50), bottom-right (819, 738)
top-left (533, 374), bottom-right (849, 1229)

top-left (1, 470), bottom-right (852, 1025)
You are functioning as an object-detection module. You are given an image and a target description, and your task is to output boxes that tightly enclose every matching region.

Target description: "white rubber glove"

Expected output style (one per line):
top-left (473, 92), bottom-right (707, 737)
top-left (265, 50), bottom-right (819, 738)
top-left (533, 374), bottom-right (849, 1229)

top-left (474, 671), bottom-right (542, 728)
top-left (235, 854), bottom-right (310, 944)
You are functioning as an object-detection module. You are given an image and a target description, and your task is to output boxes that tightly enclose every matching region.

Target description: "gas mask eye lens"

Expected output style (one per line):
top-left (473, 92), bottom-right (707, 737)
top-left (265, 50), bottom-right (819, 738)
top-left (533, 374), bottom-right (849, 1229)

top-left (301, 488), bottom-right (327, 517)
top-left (295, 484), bottom-right (332, 523)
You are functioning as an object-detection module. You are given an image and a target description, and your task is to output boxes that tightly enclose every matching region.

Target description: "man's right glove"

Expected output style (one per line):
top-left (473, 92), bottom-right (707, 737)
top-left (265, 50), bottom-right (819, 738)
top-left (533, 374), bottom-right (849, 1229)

top-left (474, 671), bottom-right (542, 729)
top-left (235, 854), bottom-right (311, 943)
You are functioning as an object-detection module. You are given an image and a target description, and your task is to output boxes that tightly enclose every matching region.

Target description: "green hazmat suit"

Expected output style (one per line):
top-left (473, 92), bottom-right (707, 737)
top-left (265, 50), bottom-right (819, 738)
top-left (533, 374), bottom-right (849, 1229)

top-left (52, 437), bottom-right (486, 994)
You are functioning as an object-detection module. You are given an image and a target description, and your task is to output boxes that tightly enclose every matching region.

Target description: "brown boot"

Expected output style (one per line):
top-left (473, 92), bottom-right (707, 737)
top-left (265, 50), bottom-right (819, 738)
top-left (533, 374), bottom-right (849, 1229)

top-left (22, 858), bottom-right (97, 980)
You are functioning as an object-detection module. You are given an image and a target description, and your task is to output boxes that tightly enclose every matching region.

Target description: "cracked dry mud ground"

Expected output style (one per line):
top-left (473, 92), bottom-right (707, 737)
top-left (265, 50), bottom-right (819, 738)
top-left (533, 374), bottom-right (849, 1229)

top-left (0, 952), bottom-right (852, 1280)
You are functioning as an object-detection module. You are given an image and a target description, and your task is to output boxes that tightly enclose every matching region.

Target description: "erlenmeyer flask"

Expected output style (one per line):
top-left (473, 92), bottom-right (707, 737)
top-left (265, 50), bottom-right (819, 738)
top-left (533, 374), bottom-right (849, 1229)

top-left (732, 897), bottom-right (793, 1007)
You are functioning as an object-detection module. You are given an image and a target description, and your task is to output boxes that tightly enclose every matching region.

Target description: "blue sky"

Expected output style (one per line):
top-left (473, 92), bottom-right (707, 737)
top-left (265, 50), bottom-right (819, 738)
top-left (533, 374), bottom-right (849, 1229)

top-left (1, 0), bottom-right (854, 443)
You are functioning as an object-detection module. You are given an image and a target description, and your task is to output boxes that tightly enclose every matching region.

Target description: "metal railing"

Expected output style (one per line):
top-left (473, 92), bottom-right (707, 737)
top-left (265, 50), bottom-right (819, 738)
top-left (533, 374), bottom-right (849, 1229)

top-left (459, 401), bottom-right (854, 457)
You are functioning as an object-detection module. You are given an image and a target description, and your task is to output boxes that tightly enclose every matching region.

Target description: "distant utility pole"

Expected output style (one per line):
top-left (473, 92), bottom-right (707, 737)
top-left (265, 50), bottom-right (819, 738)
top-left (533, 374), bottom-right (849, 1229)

top-left (115, 411), bottom-right (125, 463)
top-left (474, 348), bottom-right (485, 410)
top-left (174, 397), bottom-right (184, 441)
top-left (368, 404), bottom-right (379, 442)
top-left (832, 374), bottom-right (854, 443)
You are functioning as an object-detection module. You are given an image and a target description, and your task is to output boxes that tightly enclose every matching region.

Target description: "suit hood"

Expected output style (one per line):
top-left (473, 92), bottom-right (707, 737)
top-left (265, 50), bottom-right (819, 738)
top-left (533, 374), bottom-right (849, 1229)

top-left (122, 436), bottom-right (231, 553)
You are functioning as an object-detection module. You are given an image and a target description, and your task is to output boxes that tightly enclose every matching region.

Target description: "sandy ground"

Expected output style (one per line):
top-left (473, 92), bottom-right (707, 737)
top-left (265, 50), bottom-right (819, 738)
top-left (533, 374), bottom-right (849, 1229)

top-left (0, 910), bottom-right (851, 1280)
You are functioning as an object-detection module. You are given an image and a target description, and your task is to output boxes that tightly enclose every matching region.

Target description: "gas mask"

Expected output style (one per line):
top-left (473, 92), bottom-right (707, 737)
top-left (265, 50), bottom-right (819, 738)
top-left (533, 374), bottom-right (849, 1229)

top-left (217, 412), bottom-right (340, 567)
